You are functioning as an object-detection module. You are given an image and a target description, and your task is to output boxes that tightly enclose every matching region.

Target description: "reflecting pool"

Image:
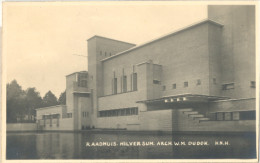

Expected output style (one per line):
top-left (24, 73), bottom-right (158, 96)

top-left (7, 132), bottom-right (256, 159)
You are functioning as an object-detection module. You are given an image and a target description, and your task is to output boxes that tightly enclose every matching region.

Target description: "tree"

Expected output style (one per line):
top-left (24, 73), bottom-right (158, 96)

top-left (6, 80), bottom-right (27, 123)
top-left (58, 91), bottom-right (66, 105)
top-left (25, 87), bottom-right (43, 120)
top-left (42, 91), bottom-right (58, 107)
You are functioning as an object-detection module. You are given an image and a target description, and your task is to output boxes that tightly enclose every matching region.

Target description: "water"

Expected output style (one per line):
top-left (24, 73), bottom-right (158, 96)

top-left (7, 132), bottom-right (256, 159)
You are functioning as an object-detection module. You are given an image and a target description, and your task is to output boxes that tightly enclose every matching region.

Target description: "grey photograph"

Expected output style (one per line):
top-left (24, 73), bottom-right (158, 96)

top-left (2, 2), bottom-right (258, 162)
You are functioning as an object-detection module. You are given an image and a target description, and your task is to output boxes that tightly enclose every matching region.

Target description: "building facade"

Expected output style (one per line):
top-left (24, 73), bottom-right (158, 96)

top-left (36, 5), bottom-right (256, 132)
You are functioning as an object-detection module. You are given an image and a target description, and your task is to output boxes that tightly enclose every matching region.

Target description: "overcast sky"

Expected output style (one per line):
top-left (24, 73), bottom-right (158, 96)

top-left (3, 2), bottom-right (207, 97)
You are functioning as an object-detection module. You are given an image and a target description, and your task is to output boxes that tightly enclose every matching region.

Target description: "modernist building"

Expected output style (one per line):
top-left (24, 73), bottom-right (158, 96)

top-left (36, 5), bottom-right (256, 132)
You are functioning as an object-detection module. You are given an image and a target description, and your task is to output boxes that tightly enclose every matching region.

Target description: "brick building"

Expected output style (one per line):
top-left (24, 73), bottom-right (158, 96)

top-left (36, 5), bottom-right (256, 132)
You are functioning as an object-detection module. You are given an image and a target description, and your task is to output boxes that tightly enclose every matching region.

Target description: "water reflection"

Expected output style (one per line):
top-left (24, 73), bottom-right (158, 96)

top-left (7, 132), bottom-right (256, 159)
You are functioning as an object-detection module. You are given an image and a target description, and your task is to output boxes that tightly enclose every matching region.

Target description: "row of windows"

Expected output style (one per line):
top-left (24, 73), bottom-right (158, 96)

top-left (222, 81), bottom-right (255, 90)
top-left (161, 79), bottom-right (204, 91)
top-left (161, 80), bottom-right (255, 91)
top-left (100, 51), bottom-right (113, 57)
top-left (42, 114), bottom-right (60, 119)
top-left (99, 107), bottom-right (138, 117)
top-left (209, 111), bottom-right (255, 121)
top-left (112, 73), bottom-right (137, 94)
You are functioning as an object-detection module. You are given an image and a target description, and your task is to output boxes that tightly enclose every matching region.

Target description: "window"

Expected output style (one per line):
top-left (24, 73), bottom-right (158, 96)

top-left (78, 73), bottom-right (88, 88)
top-left (213, 78), bottom-right (217, 85)
top-left (112, 78), bottom-right (117, 94)
top-left (239, 111), bottom-right (256, 120)
top-left (67, 113), bottom-right (72, 118)
top-left (153, 80), bottom-right (161, 85)
top-left (172, 84), bottom-right (176, 89)
top-left (250, 81), bottom-right (256, 88)
top-left (196, 79), bottom-right (201, 86)
top-left (126, 108), bottom-right (131, 116)
top-left (184, 82), bottom-right (188, 88)
top-left (224, 112), bottom-right (232, 120)
top-left (123, 75), bottom-right (127, 93)
top-left (222, 83), bottom-right (234, 90)
top-left (133, 73), bottom-right (137, 91)
top-left (162, 85), bottom-right (166, 91)
top-left (216, 112), bottom-right (224, 121)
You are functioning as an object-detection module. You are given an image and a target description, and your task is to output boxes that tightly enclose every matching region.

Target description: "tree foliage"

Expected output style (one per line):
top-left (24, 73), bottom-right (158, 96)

top-left (6, 80), bottom-right (63, 123)
top-left (42, 91), bottom-right (58, 107)
top-left (25, 87), bottom-right (42, 115)
top-left (7, 80), bottom-right (27, 123)
top-left (58, 91), bottom-right (66, 105)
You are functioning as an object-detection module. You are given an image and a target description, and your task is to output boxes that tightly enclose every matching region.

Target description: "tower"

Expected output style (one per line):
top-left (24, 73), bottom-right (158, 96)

top-left (208, 5), bottom-right (255, 98)
top-left (87, 36), bottom-right (136, 126)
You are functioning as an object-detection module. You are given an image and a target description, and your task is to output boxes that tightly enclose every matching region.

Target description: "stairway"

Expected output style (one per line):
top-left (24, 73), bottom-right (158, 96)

top-left (182, 109), bottom-right (210, 122)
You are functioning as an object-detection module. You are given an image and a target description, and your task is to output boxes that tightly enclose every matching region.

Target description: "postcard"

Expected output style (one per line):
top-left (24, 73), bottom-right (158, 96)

top-left (1, 1), bottom-right (259, 162)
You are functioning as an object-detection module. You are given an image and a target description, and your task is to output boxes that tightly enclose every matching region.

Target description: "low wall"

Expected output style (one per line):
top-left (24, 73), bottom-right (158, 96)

top-left (7, 123), bottom-right (37, 132)
top-left (139, 110), bottom-right (172, 131)
top-left (97, 115), bottom-right (139, 130)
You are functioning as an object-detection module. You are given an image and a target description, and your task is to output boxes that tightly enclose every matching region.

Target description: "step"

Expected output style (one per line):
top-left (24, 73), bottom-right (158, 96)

top-left (183, 111), bottom-right (198, 115)
top-left (197, 117), bottom-right (210, 121)
top-left (178, 108), bottom-right (193, 112)
top-left (189, 114), bottom-right (204, 118)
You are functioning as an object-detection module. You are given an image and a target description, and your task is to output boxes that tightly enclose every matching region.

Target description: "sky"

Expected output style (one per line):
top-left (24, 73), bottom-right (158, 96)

top-left (3, 2), bottom-right (207, 97)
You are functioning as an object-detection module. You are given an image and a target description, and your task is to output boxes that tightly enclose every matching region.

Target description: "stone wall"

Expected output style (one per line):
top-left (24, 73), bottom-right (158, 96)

top-left (7, 123), bottom-right (37, 132)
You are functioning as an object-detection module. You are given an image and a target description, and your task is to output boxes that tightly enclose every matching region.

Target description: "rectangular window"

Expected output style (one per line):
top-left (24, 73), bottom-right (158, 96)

top-left (239, 111), bottom-right (256, 120)
top-left (133, 73), bottom-right (137, 91)
top-left (78, 73), bottom-right (88, 88)
top-left (184, 81), bottom-right (188, 88)
top-left (172, 84), bottom-right (176, 89)
top-left (224, 112), bottom-right (232, 120)
top-left (67, 113), bottom-right (72, 118)
top-left (232, 112), bottom-right (240, 120)
top-left (216, 112), bottom-right (224, 121)
top-left (250, 81), bottom-right (256, 88)
top-left (222, 83), bottom-right (234, 90)
top-left (213, 78), bottom-right (217, 85)
top-left (162, 85), bottom-right (166, 91)
top-left (120, 109), bottom-right (125, 116)
top-left (113, 78), bottom-right (117, 94)
top-left (135, 108), bottom-right (138, 115)
top-left (196, 79), bottom-right (201, 86)
top-left (126, 108), bottom-right (131, 116)
top-left (123, 76), bottom-right (127, 93)
top-left (153, 80), bottom-right (161, 85)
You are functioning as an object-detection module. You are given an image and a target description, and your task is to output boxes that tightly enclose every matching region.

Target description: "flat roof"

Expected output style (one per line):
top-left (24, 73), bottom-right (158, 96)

top-left (66, 71), bottom-right (88, 77)
top-left (101, 19), bottom-right (223, 62)
top-left (87, 35), bottom-right (136, 46)
top-left (136, 93), bottom-right (229, 103)
top-left (73, 91), bottom-right (91, 94)
top-left (36, 105), bottom-right (66, 110)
